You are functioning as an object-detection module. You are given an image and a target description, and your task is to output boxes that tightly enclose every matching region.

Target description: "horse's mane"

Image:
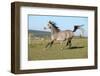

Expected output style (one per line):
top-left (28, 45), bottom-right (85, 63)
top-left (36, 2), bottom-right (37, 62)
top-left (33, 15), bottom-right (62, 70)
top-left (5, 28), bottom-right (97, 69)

top-left (49, 21), bottom-right (60, 32)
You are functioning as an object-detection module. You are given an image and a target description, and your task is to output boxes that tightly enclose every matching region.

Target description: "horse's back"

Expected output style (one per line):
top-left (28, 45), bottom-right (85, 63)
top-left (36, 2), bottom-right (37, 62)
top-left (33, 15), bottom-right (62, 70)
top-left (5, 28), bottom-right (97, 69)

top-left (55, 30), bottom-right (73, 40)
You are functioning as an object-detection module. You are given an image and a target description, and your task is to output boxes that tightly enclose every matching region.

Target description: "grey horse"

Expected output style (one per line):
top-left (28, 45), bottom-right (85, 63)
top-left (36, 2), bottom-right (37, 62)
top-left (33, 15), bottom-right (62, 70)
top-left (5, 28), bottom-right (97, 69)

top-left (45, 20), bottom-right (82, 48)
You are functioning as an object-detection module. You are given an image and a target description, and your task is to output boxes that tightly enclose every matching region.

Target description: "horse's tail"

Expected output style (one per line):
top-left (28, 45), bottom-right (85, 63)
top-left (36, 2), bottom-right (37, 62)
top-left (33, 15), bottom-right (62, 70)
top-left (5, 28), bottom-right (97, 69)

top-left (72, 25), bottom-right (84, 32)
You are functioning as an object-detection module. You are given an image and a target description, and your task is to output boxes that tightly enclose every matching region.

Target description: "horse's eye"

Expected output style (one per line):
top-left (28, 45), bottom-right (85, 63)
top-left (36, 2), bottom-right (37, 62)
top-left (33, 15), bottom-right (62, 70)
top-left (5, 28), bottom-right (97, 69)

top-left (48, 26), bottom-right (51, 28)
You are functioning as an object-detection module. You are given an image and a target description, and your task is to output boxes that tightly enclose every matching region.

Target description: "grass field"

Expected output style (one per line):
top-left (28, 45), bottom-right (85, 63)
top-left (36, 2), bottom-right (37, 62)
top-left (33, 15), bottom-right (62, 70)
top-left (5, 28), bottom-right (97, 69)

top-left (28, 37), bottom-right (88, 61)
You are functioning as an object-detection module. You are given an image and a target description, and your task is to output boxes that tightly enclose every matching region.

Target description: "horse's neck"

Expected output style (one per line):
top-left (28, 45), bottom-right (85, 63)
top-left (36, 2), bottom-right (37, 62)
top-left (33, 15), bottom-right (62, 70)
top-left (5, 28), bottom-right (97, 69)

top-left (51, 28), bottom-right (59, 34)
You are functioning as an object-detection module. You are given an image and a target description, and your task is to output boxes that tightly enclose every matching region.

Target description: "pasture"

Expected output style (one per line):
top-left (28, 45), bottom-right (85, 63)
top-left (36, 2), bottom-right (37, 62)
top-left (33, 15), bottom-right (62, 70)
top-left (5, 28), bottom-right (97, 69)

top-left (28, 37), bottom-right (88, 61)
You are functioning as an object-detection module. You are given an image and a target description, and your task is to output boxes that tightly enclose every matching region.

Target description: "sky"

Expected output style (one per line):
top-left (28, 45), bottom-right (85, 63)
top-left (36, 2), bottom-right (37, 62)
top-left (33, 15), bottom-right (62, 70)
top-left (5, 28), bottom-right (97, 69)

top-left (28, 15), bottom-right (88, 36)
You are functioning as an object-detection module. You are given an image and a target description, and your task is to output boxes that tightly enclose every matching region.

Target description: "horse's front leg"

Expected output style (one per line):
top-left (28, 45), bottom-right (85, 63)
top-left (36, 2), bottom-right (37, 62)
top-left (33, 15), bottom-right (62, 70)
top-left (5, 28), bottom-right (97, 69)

top-left (45, 40), bottom-right (54, 48)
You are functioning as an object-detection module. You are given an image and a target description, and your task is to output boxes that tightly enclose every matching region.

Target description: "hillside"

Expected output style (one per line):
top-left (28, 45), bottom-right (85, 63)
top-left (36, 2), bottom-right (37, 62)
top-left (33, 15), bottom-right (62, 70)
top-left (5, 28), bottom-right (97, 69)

top-left (28, 30), bottom-right (50, 37)
top-left (28, 30), bottom-right (87, 38)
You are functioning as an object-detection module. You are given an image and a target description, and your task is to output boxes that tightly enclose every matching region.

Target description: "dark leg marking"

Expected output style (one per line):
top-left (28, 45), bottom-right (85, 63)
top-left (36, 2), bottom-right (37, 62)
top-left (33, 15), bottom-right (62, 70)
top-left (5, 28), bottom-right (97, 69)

top-left (65, 39), bottom-right (72, 48)
top-left (66, 41), bottom-right (69, 46)
top-left (45, 40), bottom-right (54, 48)
top-left (45, 42), bottom-right (50, 48)
top-left (69, 40), bottom-right (72, 48)
top-left (49, 41), bottom-right (54, 47)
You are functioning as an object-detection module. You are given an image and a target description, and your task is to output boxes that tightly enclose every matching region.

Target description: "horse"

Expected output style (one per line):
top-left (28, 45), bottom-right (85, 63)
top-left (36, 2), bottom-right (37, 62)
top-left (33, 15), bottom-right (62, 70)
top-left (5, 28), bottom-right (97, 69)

top-left (45, 20), bottom-right (83, 48)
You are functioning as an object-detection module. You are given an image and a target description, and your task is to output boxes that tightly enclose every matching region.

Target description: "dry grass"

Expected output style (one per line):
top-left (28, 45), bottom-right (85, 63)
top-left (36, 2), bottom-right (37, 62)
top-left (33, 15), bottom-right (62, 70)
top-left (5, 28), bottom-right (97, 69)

top-left (28, 37), bottom-right (88, 61)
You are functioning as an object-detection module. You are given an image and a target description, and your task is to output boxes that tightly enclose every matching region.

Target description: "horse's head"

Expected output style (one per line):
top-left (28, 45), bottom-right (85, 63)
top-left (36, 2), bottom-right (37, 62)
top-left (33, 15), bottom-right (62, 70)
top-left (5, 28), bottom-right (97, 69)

top-left (44, 20), bottom-right (60, 33)
top-left (47, 20), bottom-right (53, 29)
top-left (47, 21), bottom-right (59, 29)
top-left (43, 21), bottom-right (52, 30)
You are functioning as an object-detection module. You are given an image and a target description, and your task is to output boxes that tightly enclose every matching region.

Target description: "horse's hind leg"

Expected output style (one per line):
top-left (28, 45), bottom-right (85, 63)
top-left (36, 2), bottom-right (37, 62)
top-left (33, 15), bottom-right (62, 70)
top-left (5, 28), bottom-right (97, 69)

top-left (65, 40), bottom-right (72, 48)
top-left (45, 40), bottom-right (54, 48)
top-left (68, 40), bottom-right (72, 48)
top-left (60, 40), bottom-right (69, 49)
top-left (66, 40), bottom-right (69, 46)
